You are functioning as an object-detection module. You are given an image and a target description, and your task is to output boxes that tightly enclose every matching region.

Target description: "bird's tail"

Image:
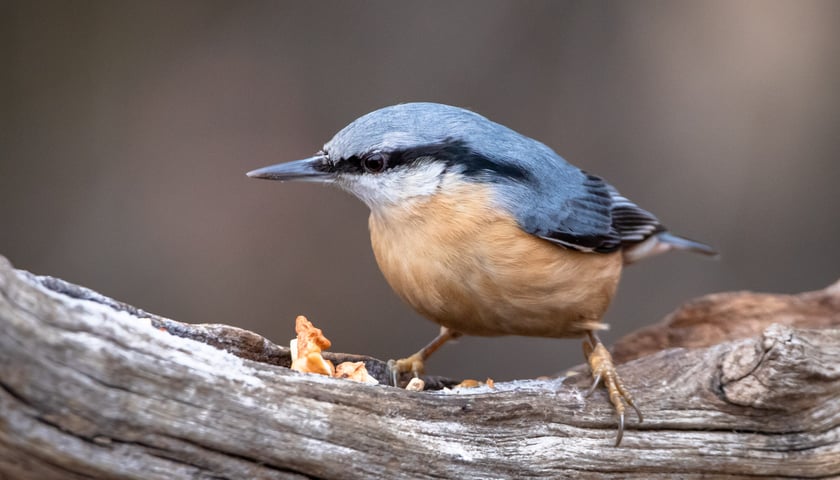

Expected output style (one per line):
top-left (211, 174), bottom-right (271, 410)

top-left (622, 231), bottom-right (718, 265)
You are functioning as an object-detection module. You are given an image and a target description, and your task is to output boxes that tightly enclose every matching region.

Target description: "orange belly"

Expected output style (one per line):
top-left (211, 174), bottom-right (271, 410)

top-left (368, 183), bottom-right (622, 338)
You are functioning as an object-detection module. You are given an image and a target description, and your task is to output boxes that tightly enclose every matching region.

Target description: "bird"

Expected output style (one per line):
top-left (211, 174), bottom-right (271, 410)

top-left (247, 102), bottom-right (716, 446)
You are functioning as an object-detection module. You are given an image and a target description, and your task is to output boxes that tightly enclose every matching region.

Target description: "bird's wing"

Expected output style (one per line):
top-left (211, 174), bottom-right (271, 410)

top-left (603, 183), bottom-right (665, 246)
top-left (518, 172), bottom-right (663, 253)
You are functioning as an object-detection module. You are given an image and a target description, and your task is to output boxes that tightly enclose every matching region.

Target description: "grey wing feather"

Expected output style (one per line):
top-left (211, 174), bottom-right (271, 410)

top-left (524, 173), bottom-right (663, 253)
top-left (531, 174), bottom-right (623, 252)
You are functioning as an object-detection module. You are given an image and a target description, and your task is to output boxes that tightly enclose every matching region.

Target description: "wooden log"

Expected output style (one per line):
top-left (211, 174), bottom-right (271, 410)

top-left (0, 255), bottom-right (838, 479)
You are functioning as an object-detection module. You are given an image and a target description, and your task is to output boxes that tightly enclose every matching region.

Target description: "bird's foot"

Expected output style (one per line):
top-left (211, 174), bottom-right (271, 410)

top-left (387, 327), bottom-right (462, 388)
top-left (583, 333), bottom-right (643, 446)
top-left (387, 353), bottom-right (425, 387)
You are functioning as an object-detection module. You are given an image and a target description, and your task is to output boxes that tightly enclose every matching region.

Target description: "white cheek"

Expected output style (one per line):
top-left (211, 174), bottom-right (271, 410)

top-left (340, 162), bottom-right (448, 210)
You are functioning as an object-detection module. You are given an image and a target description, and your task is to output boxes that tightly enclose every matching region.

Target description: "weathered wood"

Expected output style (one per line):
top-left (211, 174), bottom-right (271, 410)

top-left (0, 255), bottom-right (838, 479)
top-left (613, 280), bottom-right (840, 363)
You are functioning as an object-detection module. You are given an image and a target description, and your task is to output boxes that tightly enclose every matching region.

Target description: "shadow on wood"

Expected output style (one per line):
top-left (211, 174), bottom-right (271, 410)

top-left (0, 255), bottom-right (838, 479)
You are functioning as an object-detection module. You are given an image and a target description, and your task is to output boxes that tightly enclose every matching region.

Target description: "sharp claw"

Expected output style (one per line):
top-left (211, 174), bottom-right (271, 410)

top-left (386, 359), bottom-right (399, 387)
top-left (631, 401), bottom-right (644, 423)
top-left (614, 412), bottom-right (625, 447)
top-left (586, 372), bottom-right (602, 397)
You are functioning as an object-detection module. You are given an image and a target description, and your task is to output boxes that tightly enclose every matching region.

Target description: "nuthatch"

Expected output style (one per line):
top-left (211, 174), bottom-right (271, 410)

top-left (248, 102), bottom-right (716, 446)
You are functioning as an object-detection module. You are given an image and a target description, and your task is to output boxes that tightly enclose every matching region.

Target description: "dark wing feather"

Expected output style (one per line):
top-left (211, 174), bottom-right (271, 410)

top-left (532, 174), bottom-right (663, 253)
top-left (605, 184), bottom-right (666, 247)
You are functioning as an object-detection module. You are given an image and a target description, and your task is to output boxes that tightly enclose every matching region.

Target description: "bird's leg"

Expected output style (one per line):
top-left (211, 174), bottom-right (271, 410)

top-left (388, 326), bottom-right (462, 387)
top-left (583, 331), bottom-right (643, 446)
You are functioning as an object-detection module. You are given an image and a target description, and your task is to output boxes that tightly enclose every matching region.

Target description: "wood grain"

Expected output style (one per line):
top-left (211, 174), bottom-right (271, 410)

top-left (1, 255), bottom-right (838, 479)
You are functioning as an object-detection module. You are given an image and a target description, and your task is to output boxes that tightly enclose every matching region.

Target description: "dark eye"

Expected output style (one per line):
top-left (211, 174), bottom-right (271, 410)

top-left (362, 152), bottom-right (388, 173)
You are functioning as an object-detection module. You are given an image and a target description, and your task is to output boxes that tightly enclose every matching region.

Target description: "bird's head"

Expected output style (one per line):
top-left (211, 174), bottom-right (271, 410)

top-left (247, 103), bottom-right (547, 213)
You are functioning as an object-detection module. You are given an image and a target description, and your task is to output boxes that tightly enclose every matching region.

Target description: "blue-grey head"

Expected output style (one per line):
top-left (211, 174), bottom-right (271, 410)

top-left (247, 102), bottom-right (574, 214)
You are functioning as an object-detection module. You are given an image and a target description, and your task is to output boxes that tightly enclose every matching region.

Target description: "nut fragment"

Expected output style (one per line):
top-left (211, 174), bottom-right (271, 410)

top-left (335, 361), bottom-right (378, 384)
top-left (453, 378), bottom-right (495, 389)
top-left (290, 316), bottom-right (334, 376)
top-left (294, 315), bottom-right (331, 355)
top-left (456, 379), bottom-right (480, 388)
top-left (405, 377), bottom-right (425, 391)
top-left (288, 315), bottom-right (377, 384)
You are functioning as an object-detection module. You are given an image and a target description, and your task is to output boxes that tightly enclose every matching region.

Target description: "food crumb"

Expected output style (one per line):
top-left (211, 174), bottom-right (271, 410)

top-left (335, 361), bottom-right (378, 385)
top-left (289, 315), bottom-right (378, 384)
top-left (405, 377), bottom-right (425, 391)
top-left (453, 378), bottom-right (496, 389)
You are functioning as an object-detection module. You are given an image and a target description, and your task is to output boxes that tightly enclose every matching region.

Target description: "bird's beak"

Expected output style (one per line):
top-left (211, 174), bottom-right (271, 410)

top-left (246, 154), bottom-right (334, 182)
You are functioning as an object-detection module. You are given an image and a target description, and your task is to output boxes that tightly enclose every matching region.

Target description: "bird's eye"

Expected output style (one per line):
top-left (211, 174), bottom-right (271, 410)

top-left (362, 152), bottom-right (388, 173)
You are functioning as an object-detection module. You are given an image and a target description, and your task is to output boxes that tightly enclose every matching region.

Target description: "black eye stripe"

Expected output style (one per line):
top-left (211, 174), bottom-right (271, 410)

top-left (327, 139), bottom-right (531, 182)
top-left (395, 140), bottom-right (532, 182)
top-left (330, 153), bottom-right (398, 175)
top-left (328, 155), bottom-right (363, 174)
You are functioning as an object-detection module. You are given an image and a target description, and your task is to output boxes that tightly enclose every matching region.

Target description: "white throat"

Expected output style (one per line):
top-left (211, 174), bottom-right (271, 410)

top-left (339, 161), bottom-right (449, 212)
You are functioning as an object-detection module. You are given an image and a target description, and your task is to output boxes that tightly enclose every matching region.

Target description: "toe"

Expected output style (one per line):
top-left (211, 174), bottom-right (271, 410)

top-left (387, 354), bottom-right (425, 387)
top-left (582, 336), bottom-right (642, 446)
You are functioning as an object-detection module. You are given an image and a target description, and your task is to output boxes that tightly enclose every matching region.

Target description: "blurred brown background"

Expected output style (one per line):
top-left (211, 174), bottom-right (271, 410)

top-left (2, 1), bottom-right (839, 380)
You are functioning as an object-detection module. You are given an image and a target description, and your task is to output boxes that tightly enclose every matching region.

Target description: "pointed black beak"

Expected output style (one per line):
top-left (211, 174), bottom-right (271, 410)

top-left (246, 154), bottom-right (334, 182)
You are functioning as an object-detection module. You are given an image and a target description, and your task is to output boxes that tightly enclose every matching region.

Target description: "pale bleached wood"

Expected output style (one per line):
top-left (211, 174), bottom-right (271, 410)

top-left (0, 255), bottom-right (838, 479)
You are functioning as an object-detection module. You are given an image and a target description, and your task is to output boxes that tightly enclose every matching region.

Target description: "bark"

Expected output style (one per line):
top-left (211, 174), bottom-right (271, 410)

top-left (0, 254), bottom-right (838, 479)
